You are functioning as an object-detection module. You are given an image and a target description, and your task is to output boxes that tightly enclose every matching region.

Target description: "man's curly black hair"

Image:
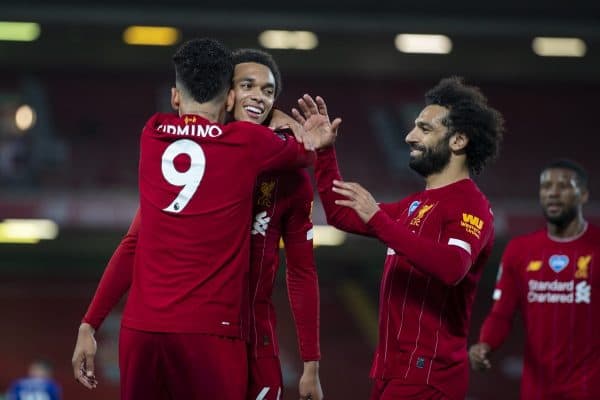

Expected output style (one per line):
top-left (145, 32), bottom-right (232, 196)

top-left (172, 38), bottom-right (233, 103)
top-left (425, 76), bottom-right (504, 175)
top-left (232, 48), bottom-right (282, 99)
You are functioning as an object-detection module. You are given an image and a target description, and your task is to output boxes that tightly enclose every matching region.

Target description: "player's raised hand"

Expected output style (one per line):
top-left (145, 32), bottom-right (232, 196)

top-left (332, 180), bottom-right (380, 223)
top-left (299, 361), bottom-right (323, 400)
top-left (292, 94), bottom-right (341, 150)
top-left (468, 342), bottom-right (492, 371)
top-left (72, 322), bottom-right (99, 389)
top-left (268, 109), bottom-right (307, 144)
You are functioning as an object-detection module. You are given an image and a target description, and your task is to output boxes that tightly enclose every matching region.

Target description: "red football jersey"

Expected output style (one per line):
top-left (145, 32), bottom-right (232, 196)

top-left (122, 113), bottom-right (312, 338)
top-left (249, 167), bottom-right (320, 361)
top-left (480, 224), bottom-right (600, 400)
top-left (315, 148), bottom-right (494, 400)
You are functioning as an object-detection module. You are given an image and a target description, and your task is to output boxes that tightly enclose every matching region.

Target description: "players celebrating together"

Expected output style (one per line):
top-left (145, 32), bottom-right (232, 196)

top-left (71, 36), bottom-right (596, 400)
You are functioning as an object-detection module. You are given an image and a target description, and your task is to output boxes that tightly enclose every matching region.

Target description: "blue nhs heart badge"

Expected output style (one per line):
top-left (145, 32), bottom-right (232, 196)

top-left (408, 201), bottom-right (421, 216)
top-left (549, 255), bottom-right (570, 273)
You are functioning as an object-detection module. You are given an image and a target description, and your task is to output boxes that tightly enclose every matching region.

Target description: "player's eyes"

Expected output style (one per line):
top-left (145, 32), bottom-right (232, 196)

top-left (240, 82), bottom-right (252, 90)
top-left (264, 88), bottom-right (274, 96)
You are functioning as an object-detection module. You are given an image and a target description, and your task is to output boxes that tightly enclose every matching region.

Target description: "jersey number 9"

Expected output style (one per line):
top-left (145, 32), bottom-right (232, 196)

top-left (161, 139), bottom-right (206, 213)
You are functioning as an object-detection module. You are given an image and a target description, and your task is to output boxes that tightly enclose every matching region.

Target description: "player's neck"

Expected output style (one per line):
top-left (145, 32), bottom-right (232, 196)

top-left (548, 214), bottom-right (586, 239)
top-left (179, 104), bottom-right (223, 123)
top-left (424, 159), bottom-right (470, 190)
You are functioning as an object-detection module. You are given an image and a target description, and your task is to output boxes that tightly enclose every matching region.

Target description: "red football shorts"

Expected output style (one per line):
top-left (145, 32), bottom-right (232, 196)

top-left (369, 379), bottom-right (450, 400)
top-left (247, 356), bottom-right (283, 400)
top-left (119, 326), bottom-right (248, 400)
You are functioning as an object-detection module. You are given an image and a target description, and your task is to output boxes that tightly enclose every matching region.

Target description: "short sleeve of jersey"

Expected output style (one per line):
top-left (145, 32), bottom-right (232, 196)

top-left (440, 197), bottom-right (494, 262)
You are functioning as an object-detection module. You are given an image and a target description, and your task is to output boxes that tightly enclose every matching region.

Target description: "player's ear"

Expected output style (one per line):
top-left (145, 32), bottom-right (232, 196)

top-left (226, 89), bottom-right (235, 113)
top-left (581, 187), bottom-right (589, 205)
top-left (171, 87), bottom-right (180, 111)
top-left (449, 132), bottom-right (468, 152)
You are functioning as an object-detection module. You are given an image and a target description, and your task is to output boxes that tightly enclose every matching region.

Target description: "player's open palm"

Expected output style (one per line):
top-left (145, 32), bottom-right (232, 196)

top-left (292, 94), bottom-right (341, 150)
top-left (72, 322), bottom-right (98, 389)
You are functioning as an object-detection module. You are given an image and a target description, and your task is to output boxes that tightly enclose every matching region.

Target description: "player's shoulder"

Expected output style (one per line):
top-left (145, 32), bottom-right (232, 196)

top-left (444, 179), bottom-right (492, 216)
top-left (507, 229), bottom-right (547, 250)
top-left (226, 120), bottom-right (270, 135)
top-left (585, 222), bottom-right (600, 235)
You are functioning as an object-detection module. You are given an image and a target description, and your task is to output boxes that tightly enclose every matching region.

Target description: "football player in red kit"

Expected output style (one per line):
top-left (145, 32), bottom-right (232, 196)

top-left (470, 159), bottom-right (600, 400)
top-left (72, 45), bottom-right (327, 400)
top-left (230, 49), bottom-right (322, 400)
top-left (70, 38), bottom-right (336, 400)
top-left (294, 77), bottom-right (504, 400)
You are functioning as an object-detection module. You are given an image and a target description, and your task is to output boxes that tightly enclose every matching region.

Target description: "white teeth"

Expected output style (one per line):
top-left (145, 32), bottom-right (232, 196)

top-left (244, 106), bottom-right (263, 114)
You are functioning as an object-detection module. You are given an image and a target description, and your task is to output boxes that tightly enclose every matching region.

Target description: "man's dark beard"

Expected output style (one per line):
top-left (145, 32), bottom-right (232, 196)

top-left (543, 205), bottom-right (578, 228)
top-left (408, 137), bottom-right (452, 177)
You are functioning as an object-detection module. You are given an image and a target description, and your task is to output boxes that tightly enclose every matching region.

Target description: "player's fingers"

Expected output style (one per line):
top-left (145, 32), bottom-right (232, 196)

top-left (297, 98), bottom-right (312, 119)
top-left (72, 354), bottom-right (82, 379)
top-left (334, 199), bottom-right (355, 207)
top-left (302, 94), bottom-right (319, 115)
top-left (85, 354), bottom-right (95, 374)
top-left (332, 179), bottom-right (356, 190)
top-left (76, 367), bottom-right (95, 389)
top-left (331, 186), bottom-right (355, 199)
top-left (291, 108), bottom-right (307, 125)
top-left (331, 118), bottom-right (342, 134)
top-left (336, 181), bottom-right (364, 194)
top-left (315, 96), bottom-right (329, 117)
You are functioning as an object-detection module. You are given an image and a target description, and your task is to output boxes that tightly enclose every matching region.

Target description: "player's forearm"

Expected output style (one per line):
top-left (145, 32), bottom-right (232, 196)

top-left (83, 227), bottom-right (137, 329)
top-left (479, 312), bottom-right (513, 350)
top-left (260, 137), bottom-right (316, 172)
top-left (367, 210), bottom-right (471, 285)
top-left (315, 148), bottom-right (374, 235)
top-left (303, 360), bottom-right (320, 374)
top-left (285, 242), bottom-right (321, 360)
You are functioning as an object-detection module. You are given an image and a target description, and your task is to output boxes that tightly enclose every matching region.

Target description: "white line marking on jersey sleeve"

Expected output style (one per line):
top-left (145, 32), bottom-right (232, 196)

top-left (448, 238), bottom-right (472, 254)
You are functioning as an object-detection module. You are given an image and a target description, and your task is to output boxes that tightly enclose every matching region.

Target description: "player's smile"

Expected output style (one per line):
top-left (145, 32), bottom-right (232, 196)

top-left (243, 104), bottom-right (265, 120)
top-left (409, 144), bottom-right (426, 158)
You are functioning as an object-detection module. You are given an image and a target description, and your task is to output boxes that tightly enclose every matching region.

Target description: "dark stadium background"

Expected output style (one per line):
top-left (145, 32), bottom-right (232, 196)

top-left (1, 0), bottom-right (600, 398)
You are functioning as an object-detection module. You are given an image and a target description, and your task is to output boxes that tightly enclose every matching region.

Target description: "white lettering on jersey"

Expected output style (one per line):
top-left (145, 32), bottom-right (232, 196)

top-left (528, 280), bottom-right (574, 291)
top-left (576, 281), bottom-right (591, 304)
top-left (251, 211), bottom-right (271, 237)
top-left (526, 279), bottom-right (592, 304)
top-left (448, 238), bottom-right (472, 255)
top-left (157, 124), bottom-right (223, 138)
top-left (387, 247), bottom-right (396, 255)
